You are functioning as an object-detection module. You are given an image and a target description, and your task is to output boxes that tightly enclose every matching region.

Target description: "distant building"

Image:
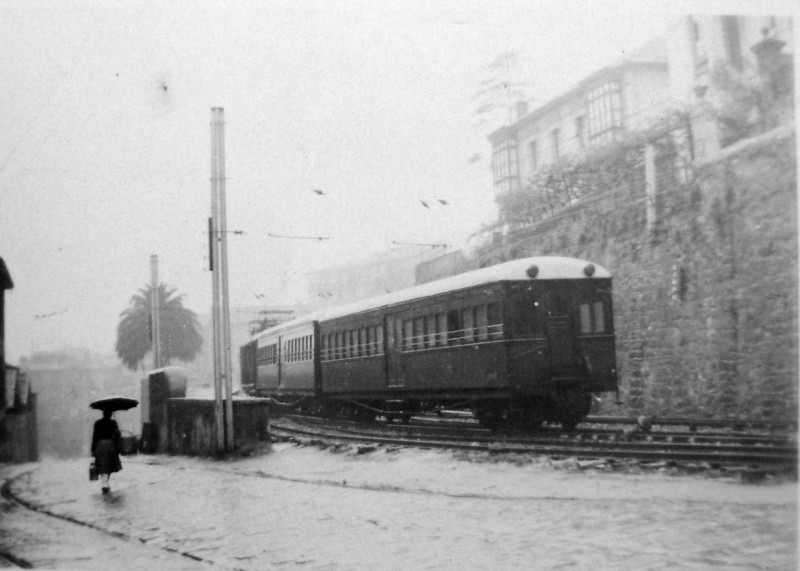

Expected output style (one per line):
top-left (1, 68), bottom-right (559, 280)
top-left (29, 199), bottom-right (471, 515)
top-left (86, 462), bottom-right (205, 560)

top-left (488, 38), bottom-right (670, 202)
top-left (22, 349), bottom-right (141, 457)
top-left (415, 250), bottom-right (476, 285)
top-left (306, 245), bottom-right (447, 308)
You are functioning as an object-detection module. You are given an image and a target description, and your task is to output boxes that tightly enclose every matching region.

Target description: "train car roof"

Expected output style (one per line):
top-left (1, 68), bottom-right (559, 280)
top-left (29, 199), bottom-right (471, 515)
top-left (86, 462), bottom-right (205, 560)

top-left (250, 256), bottom-right (610, 342)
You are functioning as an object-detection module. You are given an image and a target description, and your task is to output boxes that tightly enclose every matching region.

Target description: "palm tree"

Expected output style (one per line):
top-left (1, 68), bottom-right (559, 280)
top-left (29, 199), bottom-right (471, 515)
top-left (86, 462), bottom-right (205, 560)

top-left (116, 283), bottom-right (203, 371)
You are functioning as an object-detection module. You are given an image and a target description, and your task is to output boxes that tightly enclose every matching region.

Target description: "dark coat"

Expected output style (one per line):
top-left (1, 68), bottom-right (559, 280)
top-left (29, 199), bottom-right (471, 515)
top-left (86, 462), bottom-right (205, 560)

top-left (91, 417), bottom-right (122, 474)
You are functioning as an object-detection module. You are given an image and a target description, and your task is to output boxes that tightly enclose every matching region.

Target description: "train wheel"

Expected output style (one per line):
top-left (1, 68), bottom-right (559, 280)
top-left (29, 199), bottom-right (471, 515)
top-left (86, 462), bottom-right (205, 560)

top-left (473, 403), bottom-right (507, 430)
top-left (321, 401), bottom-right (338, 420)
top-left (555, 392), bottom-right (592, 430)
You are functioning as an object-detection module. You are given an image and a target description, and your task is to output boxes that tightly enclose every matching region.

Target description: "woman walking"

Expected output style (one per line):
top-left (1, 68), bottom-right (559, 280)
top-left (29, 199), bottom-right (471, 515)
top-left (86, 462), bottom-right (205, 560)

top-left (91, 409), bottom-right (122, 494)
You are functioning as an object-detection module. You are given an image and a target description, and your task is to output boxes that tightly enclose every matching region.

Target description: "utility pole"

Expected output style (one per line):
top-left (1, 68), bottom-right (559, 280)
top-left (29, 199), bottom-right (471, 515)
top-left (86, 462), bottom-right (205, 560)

top-left (150, 254), bottom-right (161, 369)
top-left (209, 107), bottom-right (234, 453)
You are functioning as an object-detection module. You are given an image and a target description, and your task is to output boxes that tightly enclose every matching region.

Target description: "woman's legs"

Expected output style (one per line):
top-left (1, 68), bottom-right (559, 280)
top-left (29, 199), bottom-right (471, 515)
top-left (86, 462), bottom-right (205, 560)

top-left (100, 473), bottom-right (110, 493)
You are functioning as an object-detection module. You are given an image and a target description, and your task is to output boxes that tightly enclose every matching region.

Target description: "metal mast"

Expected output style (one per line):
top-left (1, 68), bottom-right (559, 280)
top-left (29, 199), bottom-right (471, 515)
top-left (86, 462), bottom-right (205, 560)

top-left (150, 254), bottom-right (161, 369)
top-left (210, 107), bottom-right (234, 453)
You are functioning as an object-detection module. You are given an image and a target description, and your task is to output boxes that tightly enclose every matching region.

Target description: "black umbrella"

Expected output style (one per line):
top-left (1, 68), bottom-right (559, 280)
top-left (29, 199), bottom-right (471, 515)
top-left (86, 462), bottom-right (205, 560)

top-left (90, 395), bottom-right (139, 412)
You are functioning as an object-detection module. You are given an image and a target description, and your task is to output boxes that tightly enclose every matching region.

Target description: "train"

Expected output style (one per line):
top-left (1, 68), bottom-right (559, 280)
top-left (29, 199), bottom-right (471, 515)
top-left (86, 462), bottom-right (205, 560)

top-left (240, 256), bottom-right (617, 429)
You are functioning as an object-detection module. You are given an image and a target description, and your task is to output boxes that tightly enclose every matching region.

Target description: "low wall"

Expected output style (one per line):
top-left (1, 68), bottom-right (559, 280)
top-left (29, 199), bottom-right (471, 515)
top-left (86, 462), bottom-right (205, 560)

top-left (165, 398), bottom-right (270, 456)
top-left (0, 394), bottom-right (38, 463)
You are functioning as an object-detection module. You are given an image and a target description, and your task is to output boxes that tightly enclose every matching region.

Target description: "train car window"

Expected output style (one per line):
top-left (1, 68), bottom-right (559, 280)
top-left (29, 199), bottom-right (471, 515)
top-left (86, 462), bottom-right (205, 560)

top-left (594, 301), bottom-right (605, 332)
top-left (425, 315), bottom-right (437, 348)
top-left (437, 313), bottom-right (447, 346)
top-left (487, 302), bottom-right (503, 339)
top-left (476, 305), bottom-right (488, 341)
top-left (393, 319), bottom-right (402, 350)
top-left (416, 318), bottom-right (423, 349)
top-left (447, 310), bottom-right (461, 345)
top-left (334, 332), bottom-right (340, 360)
top-left (580, 304), bottom-right (592, 333)
top-left (376, 326), bottom-right (384, 353)
top-left (403, 320), bottom-right (413, 351)
top-left (461, 308), bottom-right (474, 343)
top-left (358, 328), bottom-right (365, 356)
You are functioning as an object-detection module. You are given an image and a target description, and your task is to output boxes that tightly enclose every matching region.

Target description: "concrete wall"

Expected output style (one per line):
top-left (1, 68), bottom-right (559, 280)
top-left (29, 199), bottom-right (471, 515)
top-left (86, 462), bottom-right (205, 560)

top-left (478, 126), bottom-right (797, 421)
top-left (0, 393), bottom-right (38, 463)
top-left (165, 398), bottom-right (270, 456)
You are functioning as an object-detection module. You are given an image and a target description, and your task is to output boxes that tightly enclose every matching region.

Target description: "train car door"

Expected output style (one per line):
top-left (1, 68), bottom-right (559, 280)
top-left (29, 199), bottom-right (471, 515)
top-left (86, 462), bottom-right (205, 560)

top-left (385, 314), bottom-right (404, 388)
top-left (547, 288), bottom-right (580, 376)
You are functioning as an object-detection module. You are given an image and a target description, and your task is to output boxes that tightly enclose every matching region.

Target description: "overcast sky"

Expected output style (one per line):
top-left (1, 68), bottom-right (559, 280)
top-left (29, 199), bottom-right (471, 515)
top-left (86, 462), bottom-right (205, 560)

top-left (0, 0), bottom-right (795, 363)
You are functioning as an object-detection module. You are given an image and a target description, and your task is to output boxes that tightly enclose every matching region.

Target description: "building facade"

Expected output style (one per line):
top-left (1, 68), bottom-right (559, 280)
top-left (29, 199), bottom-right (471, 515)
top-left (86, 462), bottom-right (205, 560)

top-left (488, 38), bottom-right (670, 204)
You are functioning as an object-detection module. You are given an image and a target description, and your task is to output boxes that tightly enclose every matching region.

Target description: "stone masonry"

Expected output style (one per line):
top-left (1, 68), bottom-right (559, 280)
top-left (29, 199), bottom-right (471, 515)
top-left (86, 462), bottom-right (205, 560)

top-left (478, 126), bottom-right (797, 421)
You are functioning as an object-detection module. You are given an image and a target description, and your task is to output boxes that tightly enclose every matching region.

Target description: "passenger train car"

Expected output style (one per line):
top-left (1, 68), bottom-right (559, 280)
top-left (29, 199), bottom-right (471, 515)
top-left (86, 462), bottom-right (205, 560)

top-left (240, 256), bottom-right (617, 429)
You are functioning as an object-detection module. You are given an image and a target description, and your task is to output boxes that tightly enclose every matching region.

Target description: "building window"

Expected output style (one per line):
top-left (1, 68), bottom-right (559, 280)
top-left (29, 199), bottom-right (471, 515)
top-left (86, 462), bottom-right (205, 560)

top-left (722, 16), bottom-right (743, 71)
top-left (551, 128), bottom-right (560, 160)
top-left (491, 138), bottom-right (519, 194)
top-left (587, 81), bottom-right (623, 145)
top-left (575, 116), bottom-right (586, 150)
top-left (528, 140), bottom-right (538, 172)
top-left (691, 19), bottom-right (709, 76)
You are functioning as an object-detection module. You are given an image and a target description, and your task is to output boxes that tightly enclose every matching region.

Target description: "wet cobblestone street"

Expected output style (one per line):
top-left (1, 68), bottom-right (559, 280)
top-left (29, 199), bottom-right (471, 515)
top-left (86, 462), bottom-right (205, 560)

top-left (1, 444), bottom-right (797, 569)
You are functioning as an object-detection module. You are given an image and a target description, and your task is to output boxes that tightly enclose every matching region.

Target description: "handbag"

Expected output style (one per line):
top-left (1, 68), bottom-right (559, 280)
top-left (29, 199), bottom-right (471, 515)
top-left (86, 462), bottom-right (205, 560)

top-left (89, 462), bottom-right (98, 481)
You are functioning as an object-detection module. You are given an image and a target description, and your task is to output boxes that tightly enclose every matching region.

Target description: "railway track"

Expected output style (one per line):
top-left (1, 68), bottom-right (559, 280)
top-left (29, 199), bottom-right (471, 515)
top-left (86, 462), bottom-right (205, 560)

top-left (272, 414), bottom-right (798, 475)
